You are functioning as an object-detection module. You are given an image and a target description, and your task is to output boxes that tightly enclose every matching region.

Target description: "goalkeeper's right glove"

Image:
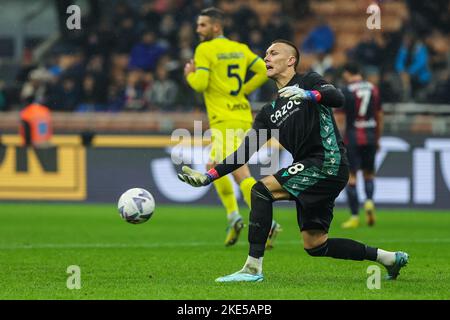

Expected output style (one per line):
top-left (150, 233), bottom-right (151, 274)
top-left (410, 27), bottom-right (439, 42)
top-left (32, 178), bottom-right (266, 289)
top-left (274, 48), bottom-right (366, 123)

top-left (177, 166), bottom-right (214, 187)
top-left (278, 85), bottom-right (320, 102)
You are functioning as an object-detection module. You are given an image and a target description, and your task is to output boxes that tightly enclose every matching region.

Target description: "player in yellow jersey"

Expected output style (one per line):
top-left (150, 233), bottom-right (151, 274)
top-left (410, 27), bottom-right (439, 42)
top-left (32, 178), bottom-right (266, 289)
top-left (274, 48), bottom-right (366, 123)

top-left (184, 7), bottom-right (282, 247)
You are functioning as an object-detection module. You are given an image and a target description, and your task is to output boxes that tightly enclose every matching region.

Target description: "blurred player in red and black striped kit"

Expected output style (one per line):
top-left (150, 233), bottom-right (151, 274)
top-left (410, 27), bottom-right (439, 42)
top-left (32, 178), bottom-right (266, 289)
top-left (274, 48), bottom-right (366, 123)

top-left (335, 62), bottom-right (384, 229)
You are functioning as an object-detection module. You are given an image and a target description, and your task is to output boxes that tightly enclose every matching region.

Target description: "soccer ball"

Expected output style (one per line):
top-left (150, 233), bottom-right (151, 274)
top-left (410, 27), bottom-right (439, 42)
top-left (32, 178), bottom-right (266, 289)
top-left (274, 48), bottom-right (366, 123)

top-left (118, 188), bottom-right (155, 224)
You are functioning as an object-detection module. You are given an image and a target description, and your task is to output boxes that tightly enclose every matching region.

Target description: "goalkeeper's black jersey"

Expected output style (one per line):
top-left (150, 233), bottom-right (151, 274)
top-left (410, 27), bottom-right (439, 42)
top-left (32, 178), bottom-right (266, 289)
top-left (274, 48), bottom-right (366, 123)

top-left (215, 73), bottom-right (348, 178)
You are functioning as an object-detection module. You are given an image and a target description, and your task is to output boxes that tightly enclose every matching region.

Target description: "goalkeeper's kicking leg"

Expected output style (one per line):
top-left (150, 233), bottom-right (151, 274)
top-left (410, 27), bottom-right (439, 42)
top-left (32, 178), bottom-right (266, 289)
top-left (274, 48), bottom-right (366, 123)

top-left (216, 175), bottom-right (408, 282)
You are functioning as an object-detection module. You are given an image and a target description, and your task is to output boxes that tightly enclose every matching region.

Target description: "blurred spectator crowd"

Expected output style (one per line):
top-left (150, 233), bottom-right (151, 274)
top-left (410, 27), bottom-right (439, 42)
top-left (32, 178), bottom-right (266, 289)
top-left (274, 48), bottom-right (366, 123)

top-left (1, 0), bottom-right (449, 113)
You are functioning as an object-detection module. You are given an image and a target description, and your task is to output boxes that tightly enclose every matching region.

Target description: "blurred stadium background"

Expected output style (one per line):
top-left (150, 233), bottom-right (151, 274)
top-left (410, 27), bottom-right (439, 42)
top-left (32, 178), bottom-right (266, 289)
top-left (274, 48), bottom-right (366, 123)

top-left (0, 0), bottom-right (449, 206)
top-left (0, 0), bottom-right (449, 300)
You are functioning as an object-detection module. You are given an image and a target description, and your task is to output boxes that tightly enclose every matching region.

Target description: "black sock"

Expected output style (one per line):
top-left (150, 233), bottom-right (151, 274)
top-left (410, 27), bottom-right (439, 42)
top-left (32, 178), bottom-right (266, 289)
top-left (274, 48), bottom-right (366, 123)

top-left (346, 184), bottom-right (359, 216)
top-left (305, 238), bottom-right (378, 261)
top-left (248, 182), bottom-right (274, 258)
top-left (364, 179), bottom-right (374, 200)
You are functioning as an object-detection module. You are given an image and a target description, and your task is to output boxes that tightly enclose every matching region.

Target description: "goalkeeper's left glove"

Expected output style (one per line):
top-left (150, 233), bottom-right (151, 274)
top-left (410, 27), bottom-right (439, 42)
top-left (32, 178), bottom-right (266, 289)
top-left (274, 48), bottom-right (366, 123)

top-left (177, 166), bottom-right (214, 187)
top-left (278, 86), bottom-right (319, 102)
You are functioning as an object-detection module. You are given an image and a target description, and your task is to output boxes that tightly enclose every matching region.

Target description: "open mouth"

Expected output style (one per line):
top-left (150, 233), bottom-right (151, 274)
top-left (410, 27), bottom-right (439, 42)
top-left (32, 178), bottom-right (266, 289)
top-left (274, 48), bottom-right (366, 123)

top-left (266, 65), bottom-right (273, 71)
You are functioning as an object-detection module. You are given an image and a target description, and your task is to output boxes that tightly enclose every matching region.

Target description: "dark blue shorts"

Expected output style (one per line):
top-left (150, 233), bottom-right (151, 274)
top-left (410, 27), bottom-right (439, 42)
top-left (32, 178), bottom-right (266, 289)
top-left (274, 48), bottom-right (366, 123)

top-left (346, 144), bottom-right (376, 173)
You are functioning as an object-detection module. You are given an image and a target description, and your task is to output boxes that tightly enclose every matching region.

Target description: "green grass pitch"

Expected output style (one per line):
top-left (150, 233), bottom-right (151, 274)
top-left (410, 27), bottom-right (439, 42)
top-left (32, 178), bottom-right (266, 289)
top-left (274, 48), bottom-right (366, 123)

top-left (0, 202), bottom-right (449, 300)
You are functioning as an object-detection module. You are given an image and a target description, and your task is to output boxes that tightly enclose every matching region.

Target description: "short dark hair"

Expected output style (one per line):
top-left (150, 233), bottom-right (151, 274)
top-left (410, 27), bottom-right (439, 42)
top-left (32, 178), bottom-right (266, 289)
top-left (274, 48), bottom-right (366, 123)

top-left (343, 62), bottom-right (361, 75)
top-left (199, 7), bottom-right (224, 24)
top-left (271, 39), bottom-right (300, 69)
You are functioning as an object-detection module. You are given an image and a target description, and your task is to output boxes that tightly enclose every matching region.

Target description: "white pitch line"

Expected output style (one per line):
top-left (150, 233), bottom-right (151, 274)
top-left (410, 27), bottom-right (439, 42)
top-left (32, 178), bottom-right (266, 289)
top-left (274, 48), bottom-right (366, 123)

top-left (0, 238), bottom-right (449, 250)
top-left (0, 242), bottom-right (220, 250)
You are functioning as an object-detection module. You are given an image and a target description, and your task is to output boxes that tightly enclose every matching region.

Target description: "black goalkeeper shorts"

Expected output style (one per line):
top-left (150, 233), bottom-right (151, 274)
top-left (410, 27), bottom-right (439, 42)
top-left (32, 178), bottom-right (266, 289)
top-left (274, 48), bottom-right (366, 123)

top-left (273, 159), bottom-right (349, 232)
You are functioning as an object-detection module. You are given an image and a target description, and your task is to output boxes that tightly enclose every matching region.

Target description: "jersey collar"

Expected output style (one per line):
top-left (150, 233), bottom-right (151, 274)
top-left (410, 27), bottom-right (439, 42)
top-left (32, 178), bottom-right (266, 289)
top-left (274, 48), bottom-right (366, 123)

top-left (286, 73), bottom-right (301, 86)
top-left (278, 73), bottom-right (302, 96)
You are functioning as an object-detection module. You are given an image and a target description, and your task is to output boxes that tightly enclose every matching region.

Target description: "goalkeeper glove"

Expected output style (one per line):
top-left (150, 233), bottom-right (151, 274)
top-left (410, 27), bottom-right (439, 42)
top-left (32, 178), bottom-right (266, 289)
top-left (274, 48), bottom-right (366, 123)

top-left (177, 166), bottom-right (213, 187)
top-left (278, 86), bottom-right (319, 102)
